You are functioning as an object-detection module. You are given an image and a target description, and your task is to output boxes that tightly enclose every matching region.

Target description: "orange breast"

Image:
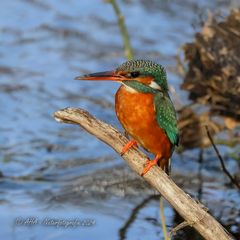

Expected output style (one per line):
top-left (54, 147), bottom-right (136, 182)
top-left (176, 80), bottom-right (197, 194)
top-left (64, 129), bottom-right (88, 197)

top-left (115, 85), bottom-right (172, 159)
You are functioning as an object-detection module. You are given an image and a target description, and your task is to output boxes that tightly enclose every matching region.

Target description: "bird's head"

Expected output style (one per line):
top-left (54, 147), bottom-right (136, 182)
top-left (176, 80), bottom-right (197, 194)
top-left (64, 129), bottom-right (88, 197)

top-left (75, 60), bottom-right (168, 92)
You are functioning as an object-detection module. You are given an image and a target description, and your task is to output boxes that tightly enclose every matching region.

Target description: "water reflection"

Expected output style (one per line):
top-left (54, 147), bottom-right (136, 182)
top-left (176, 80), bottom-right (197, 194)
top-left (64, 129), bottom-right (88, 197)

top-left (0, 0), bottom-right (239, 239)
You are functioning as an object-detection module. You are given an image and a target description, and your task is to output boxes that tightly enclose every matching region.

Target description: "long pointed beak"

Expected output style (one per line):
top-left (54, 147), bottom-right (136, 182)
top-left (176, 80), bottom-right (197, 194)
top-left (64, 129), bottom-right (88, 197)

top-left (75, 71), bottom-right (126, 82)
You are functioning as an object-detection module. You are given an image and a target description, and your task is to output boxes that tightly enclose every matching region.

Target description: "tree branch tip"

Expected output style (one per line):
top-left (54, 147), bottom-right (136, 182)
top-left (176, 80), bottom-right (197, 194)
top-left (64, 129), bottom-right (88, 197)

top-left (53, 107), bottom-right (88, 125)
top-left (54, 115), bottom-right (64, 123)
top-left (54, 107), bottom-right (89, 117)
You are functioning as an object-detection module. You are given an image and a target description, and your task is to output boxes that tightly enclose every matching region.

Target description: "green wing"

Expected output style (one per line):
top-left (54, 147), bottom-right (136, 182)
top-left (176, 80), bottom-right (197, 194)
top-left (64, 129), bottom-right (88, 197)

top-left (154, 92), bottom-right (179, 146)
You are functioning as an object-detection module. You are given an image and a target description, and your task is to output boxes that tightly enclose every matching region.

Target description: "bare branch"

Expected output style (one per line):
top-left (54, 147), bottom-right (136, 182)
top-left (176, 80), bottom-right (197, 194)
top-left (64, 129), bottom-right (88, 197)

top-left (54, 107), bottom-right (233, 240)
top-left (170, 221), bottom-right (191, 237)
top-left (205, 125), bottom-right (240, 190)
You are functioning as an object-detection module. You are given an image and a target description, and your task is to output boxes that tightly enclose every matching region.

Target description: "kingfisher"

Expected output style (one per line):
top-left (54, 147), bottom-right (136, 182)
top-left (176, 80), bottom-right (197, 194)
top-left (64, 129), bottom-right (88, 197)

top-left (75, 60), bottom-right (179, 176)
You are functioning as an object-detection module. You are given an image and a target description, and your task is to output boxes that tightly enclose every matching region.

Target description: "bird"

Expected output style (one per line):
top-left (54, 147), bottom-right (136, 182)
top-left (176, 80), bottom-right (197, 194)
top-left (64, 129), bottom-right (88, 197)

top-left (75, 60), bottom-right (179, 176)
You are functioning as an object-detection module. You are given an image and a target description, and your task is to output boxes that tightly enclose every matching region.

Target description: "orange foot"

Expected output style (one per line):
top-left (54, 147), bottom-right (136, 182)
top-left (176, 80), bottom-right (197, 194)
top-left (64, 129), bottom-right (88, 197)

top-left (141, 154), bottom-right (161, 176)
top-left (121, 139), bottom-right (138, 156)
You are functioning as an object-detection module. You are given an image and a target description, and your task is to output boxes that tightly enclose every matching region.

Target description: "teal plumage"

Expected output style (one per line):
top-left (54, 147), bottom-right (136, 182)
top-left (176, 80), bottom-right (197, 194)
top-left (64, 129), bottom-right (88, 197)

top-left (117, 59), bottom-right (168, 91)
top-left (117, 60), bottom-right (179, 147)
top-left (75, 59), bottom-right (179, 174)
top-left (154, 92), bottom-right (179, 146)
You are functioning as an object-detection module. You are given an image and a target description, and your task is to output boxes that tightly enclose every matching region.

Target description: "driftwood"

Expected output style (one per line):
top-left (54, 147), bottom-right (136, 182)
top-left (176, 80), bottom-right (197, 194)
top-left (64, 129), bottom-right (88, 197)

top-left (177, 106), bottom-right (223, 149)
top-left (176, 9), bottom-right (240, 151)
top-left (181, 9), bottom-right (240, 122)
top-left (54, 107), bottom-right (233, 240)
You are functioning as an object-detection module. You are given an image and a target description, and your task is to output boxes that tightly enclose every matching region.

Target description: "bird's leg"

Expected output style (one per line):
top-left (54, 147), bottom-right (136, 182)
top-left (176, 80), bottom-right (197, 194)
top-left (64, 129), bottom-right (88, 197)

top-left (141, 154), bottom-right (161, 176)
top-left (121, 139), bottom-right (138, 156)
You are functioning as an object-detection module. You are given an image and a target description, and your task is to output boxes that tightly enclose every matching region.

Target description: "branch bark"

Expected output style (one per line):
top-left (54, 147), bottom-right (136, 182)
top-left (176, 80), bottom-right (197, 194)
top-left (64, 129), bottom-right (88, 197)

top-left (54, 107), bottom-right (233, 240)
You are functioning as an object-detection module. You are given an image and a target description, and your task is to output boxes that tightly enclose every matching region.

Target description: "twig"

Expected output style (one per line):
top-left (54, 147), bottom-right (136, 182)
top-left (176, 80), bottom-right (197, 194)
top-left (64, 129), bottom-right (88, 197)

top-left (170, 220), bottom-right (192, 237)
top-left (159, 197), bottom-right (170, 240)
top-left (106, 0), bottom-right (134, 60)
top-left (205, 125), bottom-right (240, 190)
top-left (54, 107), bottom-right (233, 240)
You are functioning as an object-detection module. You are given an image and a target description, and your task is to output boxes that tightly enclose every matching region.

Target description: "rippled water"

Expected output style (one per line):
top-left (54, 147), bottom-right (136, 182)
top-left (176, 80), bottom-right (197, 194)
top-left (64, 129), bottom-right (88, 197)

top-left (0, 0), bottom-right (239, 239)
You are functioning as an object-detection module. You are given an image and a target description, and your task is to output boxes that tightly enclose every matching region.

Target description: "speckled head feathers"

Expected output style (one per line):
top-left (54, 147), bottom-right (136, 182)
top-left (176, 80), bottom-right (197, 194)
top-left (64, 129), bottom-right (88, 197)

top-left (116, 60), bottom-right (168, 91)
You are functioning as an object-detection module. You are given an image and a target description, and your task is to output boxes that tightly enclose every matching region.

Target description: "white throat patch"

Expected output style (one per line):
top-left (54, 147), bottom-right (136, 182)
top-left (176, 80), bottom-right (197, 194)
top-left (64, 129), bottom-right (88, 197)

top-left (149, 81), bottom-right (161, 90)
top-left (122, 83), bottom-right (138, 93)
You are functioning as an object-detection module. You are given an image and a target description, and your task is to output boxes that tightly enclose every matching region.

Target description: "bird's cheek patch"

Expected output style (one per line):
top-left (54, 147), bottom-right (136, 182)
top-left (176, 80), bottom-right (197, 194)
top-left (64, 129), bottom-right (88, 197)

top-left (137, 76), bottom-right (154, 84)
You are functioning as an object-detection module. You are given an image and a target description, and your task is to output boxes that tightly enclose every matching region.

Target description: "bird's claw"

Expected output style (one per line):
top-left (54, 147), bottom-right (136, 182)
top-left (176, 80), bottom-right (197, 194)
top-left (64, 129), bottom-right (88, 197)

top-left (141, 156), bottom-right (160, 176)
top-left (121, 139), bottom-right (137, 156)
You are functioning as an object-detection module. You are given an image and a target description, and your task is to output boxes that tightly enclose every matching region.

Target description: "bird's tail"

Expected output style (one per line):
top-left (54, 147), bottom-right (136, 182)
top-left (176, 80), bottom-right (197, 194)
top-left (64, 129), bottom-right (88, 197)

top-left (158, 158), bottom-right (171, 175)
top-left (166, 158), bottom-right (171, 175)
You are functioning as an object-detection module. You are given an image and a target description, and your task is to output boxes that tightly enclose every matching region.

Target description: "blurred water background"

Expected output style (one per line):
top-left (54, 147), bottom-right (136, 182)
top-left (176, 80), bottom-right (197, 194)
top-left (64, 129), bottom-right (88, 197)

top-left (0, 0), bottom-right (239, 239)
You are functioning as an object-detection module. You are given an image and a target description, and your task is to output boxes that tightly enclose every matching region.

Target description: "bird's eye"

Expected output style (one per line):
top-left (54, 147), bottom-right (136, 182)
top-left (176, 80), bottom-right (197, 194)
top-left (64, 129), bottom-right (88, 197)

top-left (130, 72), bottom-right (140, 78)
